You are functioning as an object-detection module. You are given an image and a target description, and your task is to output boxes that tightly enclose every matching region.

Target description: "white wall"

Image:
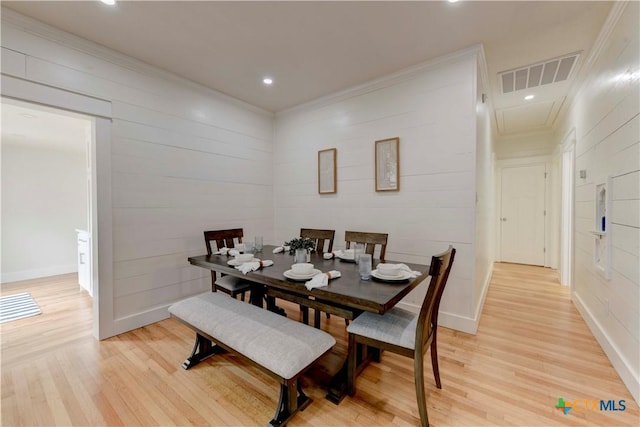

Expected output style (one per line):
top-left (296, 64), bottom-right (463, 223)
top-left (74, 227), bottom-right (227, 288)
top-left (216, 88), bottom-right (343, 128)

top-left (495, 131), bottom-right (556, 160)
top-left (1, 10), bottom-right (274, 337)
top-left (1, 141), bottom-right (87, 282)
top-left (274, 48), bottom-right (486, 333)
top-left (474, 64), bottom-right (495, 316)
top-left (557, 1), bottom-right (639, 402)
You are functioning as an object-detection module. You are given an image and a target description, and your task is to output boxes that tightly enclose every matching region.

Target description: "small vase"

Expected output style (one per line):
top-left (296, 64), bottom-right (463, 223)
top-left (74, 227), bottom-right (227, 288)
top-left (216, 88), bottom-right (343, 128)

top-left (294, 249), bottom-right (308, 264)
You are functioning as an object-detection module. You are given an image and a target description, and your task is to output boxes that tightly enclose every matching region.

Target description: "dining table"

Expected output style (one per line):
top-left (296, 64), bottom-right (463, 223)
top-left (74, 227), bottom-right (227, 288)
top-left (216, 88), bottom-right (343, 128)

top-left (188, 244), bottom-right (430, 403)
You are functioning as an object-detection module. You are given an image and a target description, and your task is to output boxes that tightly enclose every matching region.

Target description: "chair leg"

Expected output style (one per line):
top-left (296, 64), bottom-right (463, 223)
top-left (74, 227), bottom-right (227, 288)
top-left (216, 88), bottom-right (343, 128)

top-left (313, 309), bottom-right (321, 329)
top-left (301, 306), bottom-right (309, 325)
top-left (346, 333), bottom-right (357, 396)
top-left (414, 353), bottom-right (430, 427)
top-left (430, 330), bottom-right (441, 389)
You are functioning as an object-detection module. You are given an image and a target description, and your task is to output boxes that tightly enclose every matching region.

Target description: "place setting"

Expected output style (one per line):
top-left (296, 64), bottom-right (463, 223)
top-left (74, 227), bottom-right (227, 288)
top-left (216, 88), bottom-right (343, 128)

top-left (370, 263), bottom-right (420, 283)
top-left (283, 262), bottom-right (322, 281)
top-left (226, 252), bottom-right (260, 266)
top-left (323, 248), bottom-right (356, 262)
top-left (283, 263), bottom-right (342, 291)
top-left (225, 242), bottom-right (274, 274)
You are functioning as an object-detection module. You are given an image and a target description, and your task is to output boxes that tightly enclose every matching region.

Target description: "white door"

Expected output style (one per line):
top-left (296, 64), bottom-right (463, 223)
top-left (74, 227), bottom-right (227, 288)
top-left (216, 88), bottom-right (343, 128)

top-left (500, 164), bottom-right (546, 265)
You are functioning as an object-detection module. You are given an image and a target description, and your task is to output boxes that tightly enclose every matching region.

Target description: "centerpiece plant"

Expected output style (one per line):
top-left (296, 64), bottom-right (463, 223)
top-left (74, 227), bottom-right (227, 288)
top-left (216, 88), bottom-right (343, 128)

top-left (284, 237), bottom-right (316, 254)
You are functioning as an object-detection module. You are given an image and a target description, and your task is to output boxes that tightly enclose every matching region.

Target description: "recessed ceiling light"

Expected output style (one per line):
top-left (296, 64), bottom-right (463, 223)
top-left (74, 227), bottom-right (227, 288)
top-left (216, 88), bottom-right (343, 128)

top-left (448, 0), bottom-right (460, 3)
top-left (100, 0), bottom-right (116, 5)
top-left (263, 77), bottom-right (273, 85)
top-left (524, 94), bottom-right (535, 100)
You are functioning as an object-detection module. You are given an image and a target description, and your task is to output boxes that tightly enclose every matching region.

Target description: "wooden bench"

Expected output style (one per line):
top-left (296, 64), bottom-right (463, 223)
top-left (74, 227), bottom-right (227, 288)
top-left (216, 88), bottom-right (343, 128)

top-left (169, 292), bottom-right (336, 427)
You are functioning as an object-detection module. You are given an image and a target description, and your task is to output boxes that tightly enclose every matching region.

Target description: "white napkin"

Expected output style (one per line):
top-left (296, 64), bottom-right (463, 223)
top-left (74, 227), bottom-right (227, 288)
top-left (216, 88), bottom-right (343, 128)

top-left (323, 250), bottom-right (343, 259)
top-left (228, 249), bottom-right (240, 257)
top-left (213, 247), bottom-right (230, 255)
top-left (379, 263), bottom-right (422, 278)
top-left (272, 245), bottom-right (291, 254)
top-left (235, 259), bottom-right (274, 275)
top-left (305, 270), bottom-right (341, 290)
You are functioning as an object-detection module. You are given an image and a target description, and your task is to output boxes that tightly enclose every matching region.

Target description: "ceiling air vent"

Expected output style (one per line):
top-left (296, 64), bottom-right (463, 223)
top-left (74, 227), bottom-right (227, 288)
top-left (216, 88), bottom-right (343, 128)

top-left (499, 52), bottom-right (581, 94)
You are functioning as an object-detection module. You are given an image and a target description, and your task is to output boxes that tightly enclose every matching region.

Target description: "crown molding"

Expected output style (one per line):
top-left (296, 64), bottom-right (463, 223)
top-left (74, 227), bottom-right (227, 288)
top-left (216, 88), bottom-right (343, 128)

top-left (277, 44), bottom-right (483, 117)
top-left (0, 7), bottom-right (274, 118)
top-left (553, 0), bottom-right (630, 132)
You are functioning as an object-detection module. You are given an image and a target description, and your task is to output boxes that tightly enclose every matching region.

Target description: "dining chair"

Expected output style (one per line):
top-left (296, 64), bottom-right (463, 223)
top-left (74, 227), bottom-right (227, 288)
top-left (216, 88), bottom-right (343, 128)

top-left (345, 230), bottom-right (388, 261)
top-left (297, 228), bottom-right (336, 326)
top-left (313, 231), bottom-right (390, 328)
top-left (300, 228), bottom-right (335, 253)
top-left (204, 229), bottom-right (252, 301)
top-left (346, 245), bottom-right (456, 427)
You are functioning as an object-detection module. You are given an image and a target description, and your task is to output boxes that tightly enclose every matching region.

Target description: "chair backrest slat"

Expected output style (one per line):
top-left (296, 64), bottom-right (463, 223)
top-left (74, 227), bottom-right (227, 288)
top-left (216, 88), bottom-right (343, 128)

top-left (204, 229), bottom-right (244, 255)
top-left (416, 246), bottom-right (456, 350)
top-left (344, 231), bottom-right (388, 261)
top-left (300, 228), bottom-right (335, 253)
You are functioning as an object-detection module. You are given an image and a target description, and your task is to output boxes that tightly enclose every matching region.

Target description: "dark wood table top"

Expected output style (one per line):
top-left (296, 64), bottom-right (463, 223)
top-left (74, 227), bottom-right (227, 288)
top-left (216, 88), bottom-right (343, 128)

top-left (188, 245), bottom-right (430, 315)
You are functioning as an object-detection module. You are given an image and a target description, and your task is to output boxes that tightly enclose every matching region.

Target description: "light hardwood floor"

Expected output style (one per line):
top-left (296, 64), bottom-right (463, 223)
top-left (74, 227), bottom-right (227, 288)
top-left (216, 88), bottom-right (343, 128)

top-left (1, 263), bottom-right (638, 426)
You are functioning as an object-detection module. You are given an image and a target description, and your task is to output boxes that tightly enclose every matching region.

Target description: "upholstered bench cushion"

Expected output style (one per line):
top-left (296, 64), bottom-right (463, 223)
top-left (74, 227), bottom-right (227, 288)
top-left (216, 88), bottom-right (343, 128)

top-left (169, 292), bottom-right (335, 379)
top-left (347, 307), bottom-right (417, 350)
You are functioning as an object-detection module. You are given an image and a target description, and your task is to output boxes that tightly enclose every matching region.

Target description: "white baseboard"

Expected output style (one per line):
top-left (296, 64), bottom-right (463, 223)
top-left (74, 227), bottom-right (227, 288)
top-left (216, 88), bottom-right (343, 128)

top-left (396, 263), bottom-right (494, 335)
top-left (395, 301), bottom-right (478, 335)
top-left (1, 264), bottom-right (77, 284)
top-left (573, 291), bottom-right (640, 404)
top-left (471, 263), bottom-right (494, 333)
top-left (113, 305), bottom-right (172, 337)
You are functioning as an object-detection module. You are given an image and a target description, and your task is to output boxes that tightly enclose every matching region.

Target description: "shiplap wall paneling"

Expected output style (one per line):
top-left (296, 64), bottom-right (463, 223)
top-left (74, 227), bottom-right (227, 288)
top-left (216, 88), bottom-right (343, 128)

top-left (274, 51), bottom-right (482, 332)
top-left (1, 11), bottom-right (274, 335)
top-left (474, 61), bottom-right (495, 321)
top-left (559, 1), bottom-right (639, 402)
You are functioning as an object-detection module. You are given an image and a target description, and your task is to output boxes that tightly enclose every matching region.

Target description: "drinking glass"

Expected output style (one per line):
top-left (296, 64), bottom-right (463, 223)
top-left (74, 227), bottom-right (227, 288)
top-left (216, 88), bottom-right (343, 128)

top-left (254, 236), bottom-right (263, 252)
top-left (354, 243), bottom-right (365, 264)
top-left (243, 242), bottom-right (254, 255)
top-left (359, 254), bottom-right (372, 280)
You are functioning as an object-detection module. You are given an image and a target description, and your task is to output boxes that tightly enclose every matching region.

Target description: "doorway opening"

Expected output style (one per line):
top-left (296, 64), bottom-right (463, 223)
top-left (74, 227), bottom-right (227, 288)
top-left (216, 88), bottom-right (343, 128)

top-left (1, 98), bottom-right (95, 316)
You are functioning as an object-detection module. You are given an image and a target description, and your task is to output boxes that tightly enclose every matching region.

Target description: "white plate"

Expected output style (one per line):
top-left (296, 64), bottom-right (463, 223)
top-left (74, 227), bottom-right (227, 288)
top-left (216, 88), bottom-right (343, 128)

top-left (337, 254), bottom-right (355, 262)
top-left (227, 258), bottom-right (259, 266)
top-left (371, 269), bottom-right (412, 282)
top-left (283, 269), bottom-right (322, 281)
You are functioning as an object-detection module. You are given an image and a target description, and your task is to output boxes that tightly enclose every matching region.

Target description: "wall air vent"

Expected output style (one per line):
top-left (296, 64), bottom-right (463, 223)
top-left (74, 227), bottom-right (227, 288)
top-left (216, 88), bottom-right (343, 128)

top-left (499, 52), bottom-right (581, 94)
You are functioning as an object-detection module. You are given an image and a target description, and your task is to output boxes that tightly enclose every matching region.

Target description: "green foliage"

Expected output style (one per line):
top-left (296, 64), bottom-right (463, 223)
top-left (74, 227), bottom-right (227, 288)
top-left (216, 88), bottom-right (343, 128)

top-left (284, 237), bottom-right (315, 254)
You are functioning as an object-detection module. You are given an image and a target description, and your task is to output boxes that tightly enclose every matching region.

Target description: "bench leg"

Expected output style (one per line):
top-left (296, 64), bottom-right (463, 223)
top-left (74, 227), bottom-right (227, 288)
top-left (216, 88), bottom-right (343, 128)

top-left (182, 333), bottom-right (224, 370)
top-left (268, 379), bottom-right (312, 427)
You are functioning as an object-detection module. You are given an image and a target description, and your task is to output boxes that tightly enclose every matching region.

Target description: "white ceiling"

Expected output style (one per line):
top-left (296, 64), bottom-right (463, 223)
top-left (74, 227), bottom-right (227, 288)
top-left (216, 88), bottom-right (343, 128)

top-left (2, 1), bottom-right (613, 137)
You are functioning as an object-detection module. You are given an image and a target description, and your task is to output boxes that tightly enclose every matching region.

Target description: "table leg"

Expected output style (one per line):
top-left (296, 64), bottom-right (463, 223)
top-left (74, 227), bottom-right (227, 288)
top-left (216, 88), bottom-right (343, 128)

top-left (325, 341), bottom-right (377, 404)
top-left (249, 284), bottom-right (265, 307)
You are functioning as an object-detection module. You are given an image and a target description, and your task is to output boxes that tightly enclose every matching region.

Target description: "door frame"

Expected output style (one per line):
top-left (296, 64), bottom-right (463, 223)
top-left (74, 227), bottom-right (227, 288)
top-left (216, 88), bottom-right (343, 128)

top-left (495, 155), bottom-right (552, 267)
top-left (2, 74), bottom-right (114, 339)
top-left (560, 129), bottom-right (576, 288)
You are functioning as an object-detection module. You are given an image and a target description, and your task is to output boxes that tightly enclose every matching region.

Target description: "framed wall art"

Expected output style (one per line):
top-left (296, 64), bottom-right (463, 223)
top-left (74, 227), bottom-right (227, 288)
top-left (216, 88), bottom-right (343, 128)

top-left (318, 148), bottom-right (337, 194)
top-left (375, 137), bottom-right (399, 192)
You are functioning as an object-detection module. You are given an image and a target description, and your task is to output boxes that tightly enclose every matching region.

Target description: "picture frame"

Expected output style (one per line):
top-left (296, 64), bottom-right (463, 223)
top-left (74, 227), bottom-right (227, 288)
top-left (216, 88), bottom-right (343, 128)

top-left (318, 148), bottom-right (337, 194)
top-left (375, 137), bottom-right (400, 192)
